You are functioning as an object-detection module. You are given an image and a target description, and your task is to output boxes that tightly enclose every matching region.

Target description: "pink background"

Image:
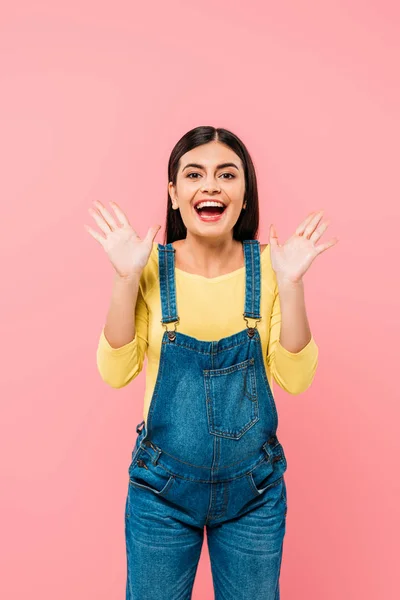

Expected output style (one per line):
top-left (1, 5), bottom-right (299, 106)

top-left (1, 1), bottom-right (399, 598)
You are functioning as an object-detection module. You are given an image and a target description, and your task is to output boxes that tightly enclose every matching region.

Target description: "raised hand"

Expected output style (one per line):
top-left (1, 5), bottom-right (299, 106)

top-left (269, 210), bottom-right (338, 284)
top-left (84, 200), bottom-right (161, 278)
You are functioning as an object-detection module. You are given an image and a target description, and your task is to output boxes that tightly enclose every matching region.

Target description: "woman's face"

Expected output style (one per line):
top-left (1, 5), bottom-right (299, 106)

top-left (168, 141), bottom-right (246, 238)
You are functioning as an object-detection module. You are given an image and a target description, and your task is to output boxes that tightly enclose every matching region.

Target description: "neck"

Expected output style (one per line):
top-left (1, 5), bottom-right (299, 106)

top-left (177, 234), bottom-right (243, 277)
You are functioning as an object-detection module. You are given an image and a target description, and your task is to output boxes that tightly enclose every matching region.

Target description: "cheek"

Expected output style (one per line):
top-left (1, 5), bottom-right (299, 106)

top-left (177, 203), bottom-right (197, 226)
top-left (176, 184), bottom-right (197, 207)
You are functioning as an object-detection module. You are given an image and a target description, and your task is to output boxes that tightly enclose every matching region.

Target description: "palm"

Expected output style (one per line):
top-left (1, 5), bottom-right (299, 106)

top-left (105, 227), bottom-right (154, 276)
top-left (85, 200), bottom-right (161, 278)
top-left (269, 210), bottom-right (338, 283)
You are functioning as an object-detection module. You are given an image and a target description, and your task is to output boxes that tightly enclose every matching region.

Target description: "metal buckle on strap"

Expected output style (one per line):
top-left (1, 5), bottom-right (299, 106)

top-left (161, 318), bottom-right (179, 341)
top-left (243, 315), bottom-right (262, 337)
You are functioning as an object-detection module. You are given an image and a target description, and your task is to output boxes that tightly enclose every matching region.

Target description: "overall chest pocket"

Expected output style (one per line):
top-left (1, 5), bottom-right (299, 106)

top-left (204, 357), bottom-right (259, 440)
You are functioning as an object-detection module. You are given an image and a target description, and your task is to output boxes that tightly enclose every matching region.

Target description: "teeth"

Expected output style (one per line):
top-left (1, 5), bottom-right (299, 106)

top-left (195, 201), bottom-right (225, 210)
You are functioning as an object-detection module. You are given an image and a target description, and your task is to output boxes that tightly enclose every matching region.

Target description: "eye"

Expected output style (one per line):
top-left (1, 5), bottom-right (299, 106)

top-left (186, 172), bottom-right (235, 179)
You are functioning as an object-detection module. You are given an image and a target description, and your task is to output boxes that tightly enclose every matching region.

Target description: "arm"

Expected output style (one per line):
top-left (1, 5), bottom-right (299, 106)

top-left (104, 271), bottom-right (141, 348)
top-left (266, 209), bottom-right (337, 393)
top-left (277, 277), bottom-right (312, 353)
top-left (267, 280), bottom-right (318, 395)
top-left (96, 272), bottom-right (149, 388)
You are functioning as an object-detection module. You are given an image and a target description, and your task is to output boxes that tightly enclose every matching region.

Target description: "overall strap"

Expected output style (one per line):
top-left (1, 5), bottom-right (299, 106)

top-left (242, 240), bottom-right (262, 332)
top-left (157, 243), bottom-right (179, 331)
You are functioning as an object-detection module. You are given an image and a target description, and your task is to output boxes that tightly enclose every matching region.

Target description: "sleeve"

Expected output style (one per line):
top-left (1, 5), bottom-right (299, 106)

top-left (266, 286), bottom-right (319, 395)
top-left (96, 282), bottom-right (149, 388)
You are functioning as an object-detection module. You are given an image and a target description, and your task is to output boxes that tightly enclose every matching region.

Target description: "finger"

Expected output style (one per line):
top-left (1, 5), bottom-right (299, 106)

top-left (295, 211), bottom-right (319, 236)
top-left (89, 208), bottom-right (112, 235)
top-left (269, 224), bottom-right (279, 246)
top-left (84, 224), bottom-right (106, 247)
top-left (93, 200), bottom-right (119, 230)
top-left (309, 220), bottom-right (329, 244)
top-left (107, 201), bottom-right (140, 237)
top-left (315, 238), bottom-right (339, 255)
top-left (110, 201), bottom-right (131, 228)
top-left (302, 211), bottom-right (324, 238)
top-left (144, 225), bottom-right (161, 245)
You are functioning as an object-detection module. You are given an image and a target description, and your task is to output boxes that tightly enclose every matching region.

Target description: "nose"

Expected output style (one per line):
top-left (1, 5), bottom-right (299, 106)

top-left (201, 182), bottom-right (221, 193)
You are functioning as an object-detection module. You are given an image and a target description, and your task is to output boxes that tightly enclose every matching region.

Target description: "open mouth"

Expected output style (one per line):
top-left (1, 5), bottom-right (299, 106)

top-left (193, 204), bottom-right (227, 221)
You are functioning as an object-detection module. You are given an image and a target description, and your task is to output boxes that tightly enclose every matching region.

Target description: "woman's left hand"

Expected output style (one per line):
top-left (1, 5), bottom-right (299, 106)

top-left (269, 210), bottom-right (338, 284)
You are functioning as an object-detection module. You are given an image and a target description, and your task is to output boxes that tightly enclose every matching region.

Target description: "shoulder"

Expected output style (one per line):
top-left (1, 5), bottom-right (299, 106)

top-left (260, 243), bottom-right (269, 260)
top-left (259, 242), bottom-right (277, 291)
top-left (259, 242), bottom-right (272, 267)
top-left (137, 242), bottom-right (159, 298)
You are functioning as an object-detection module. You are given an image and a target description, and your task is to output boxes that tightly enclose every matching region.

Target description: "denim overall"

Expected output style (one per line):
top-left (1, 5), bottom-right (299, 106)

top-left (125, 240), bottom-right (288, 600)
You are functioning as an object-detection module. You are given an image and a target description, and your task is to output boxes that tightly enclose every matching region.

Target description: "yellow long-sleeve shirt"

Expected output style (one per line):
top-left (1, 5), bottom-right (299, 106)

top-left (96, 242), bottom-right (319, 425)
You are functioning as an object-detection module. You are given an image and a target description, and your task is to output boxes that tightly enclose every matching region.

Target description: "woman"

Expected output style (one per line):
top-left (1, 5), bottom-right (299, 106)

top-left (86, 126), bottom-right (337, 599)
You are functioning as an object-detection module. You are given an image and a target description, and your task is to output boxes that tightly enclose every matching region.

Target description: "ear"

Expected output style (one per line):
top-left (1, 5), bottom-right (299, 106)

top-left (168, 181), bottom-right (176, 204)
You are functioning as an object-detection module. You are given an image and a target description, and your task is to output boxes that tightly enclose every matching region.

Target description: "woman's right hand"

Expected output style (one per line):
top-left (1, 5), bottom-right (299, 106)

top-left (85, 200), bottom-right (161, 278)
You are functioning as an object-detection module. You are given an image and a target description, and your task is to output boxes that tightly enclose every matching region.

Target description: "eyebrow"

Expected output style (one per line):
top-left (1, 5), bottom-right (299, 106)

top-left (182, 162), bottom-right (240, 172)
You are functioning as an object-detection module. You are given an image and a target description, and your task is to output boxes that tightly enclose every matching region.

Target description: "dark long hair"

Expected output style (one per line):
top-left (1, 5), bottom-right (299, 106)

top-left (164, 126), bottom-right (259, 244)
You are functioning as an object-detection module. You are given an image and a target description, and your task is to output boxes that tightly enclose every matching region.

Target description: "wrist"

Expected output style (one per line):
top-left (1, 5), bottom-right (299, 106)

top-left (114, 270), bottom-right (142, 284)
top-left (276, 275), bottom-right (304, 290)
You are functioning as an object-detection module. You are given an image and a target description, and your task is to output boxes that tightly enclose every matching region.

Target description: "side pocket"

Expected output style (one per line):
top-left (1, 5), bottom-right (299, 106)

top-left (247, 445), bottom-right (287, 497)
top-left (129, 448), bottom-right (175, 497)
top-left (247, 455), bottom-right (275, 496)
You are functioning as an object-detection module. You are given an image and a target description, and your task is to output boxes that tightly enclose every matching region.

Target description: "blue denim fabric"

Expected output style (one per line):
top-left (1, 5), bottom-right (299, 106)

top-left (125, 240), bottom-right (287, 600)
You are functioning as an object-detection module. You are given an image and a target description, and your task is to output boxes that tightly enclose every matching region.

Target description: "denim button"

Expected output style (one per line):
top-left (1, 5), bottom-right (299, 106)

top-left (136, 420), bottom-right (145, 434)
